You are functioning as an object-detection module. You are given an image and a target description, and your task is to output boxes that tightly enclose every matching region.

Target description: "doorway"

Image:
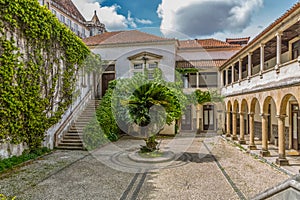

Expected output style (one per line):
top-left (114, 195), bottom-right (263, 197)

top-left (203, 105), bottom-right (214, 130)
top-left (102, 73), bottom-right (115, 97)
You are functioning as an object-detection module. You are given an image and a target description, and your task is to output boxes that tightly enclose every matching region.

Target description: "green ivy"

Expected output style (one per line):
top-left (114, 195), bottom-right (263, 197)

top-left (0, 0), bottom-right (90, 149)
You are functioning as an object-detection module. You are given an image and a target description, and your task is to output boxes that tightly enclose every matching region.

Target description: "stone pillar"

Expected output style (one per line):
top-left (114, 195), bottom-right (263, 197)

top-left (239, 112), bottom-right (246, 144)
top-left (196, 72), bottom-right (199, 88)
top-left (238, 59), bottom-right (242, 81)
top-left (183, 74), bottom-right (188, 88)
top-left (260, 44), bottom-right (265, 77)
top-left (260, 114), bottom-right (270, 156)
top-left (231, 65), bottom-right (234, 83)
top-left (225, 68), bottom-right (229, 85)
top-left (275, 32), bottom-right (282, 73)
top-left (248, 112), bottom-right (257, 150)
top-left (220, 71), bottom-right (224, 87)
top-left (232, 112), bottom-right (238, 140)
top-left (247, 52), bottom-right (252, 79)
top-left (196, 104), bottom-right (201, 134)
top-left (276, 115), bottom-right (289, 166)
top-left (226, 111), bottom-right (231, 137)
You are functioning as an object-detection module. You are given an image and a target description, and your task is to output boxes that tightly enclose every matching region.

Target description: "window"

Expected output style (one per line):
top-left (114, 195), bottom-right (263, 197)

top-left (292, 40), bottom-right (300, 60)
top-left (60, 15), bottom-right (65, 23)
top-left (134, 63), bottom-right (143, 69)
top-left (52, 9), bottom-right (57, 16)
top-left (74, 24), bottom-right (78, 33)
top-left (67, 19), bottom-right (71, 27)
top-left (148, 62), bottom-right (158, 69)
top-left (199, 72), bottom-right (218, 88)
top-left (82, 27), bottom-right (86, 37)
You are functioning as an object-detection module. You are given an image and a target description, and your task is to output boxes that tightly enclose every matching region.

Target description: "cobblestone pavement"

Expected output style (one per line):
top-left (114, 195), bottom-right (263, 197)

top-left (0, 133), bottom-right (290, 200)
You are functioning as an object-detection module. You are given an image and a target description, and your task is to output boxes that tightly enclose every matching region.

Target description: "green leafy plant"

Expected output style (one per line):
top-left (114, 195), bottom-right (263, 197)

top-left (0, 0), bottom-right (90, 149)
top-left (0, 147), bottom-right (50, 173)
top-left (96, 80), bottom-right (120, 141)
top-left (0, 194), bottom-right (16, 200)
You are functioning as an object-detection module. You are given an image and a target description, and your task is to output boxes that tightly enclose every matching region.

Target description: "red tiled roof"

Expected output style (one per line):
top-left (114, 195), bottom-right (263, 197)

top-left (221, 2), bottom-right (300, 69)
top-left (83, 31), bottom-right (122, 46)
top-left (52, 0), bottom-right (86, 22)
top-left (178, 38), bottom-right (241, 49)
top-left (176, 59), bottom-right (227, 69)
top-left (83, 30), bottom-right (173, 46)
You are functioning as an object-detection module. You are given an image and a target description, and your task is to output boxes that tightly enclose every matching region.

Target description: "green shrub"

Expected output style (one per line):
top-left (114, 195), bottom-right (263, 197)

top-left (0, 147), bottom-right (50, 173)
top-left (82, 117), bottom-right (109, 151)
top-left (96, 81), bottom-right (120, 141)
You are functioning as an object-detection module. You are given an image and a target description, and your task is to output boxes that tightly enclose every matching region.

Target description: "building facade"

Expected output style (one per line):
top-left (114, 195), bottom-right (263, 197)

top-left (176, 39), bottom-right (243, 132)
top-left (219, 2), bottom-right (300, 165)
top-left (38, 0), bottom-right (106, 38)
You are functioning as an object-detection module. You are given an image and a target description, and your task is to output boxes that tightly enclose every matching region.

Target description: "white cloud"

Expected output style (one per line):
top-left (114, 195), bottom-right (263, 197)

top-left (136, 18), bottom-right (153, 25)
top-left (72, 0), bottom-right (128, 30)
top-left (126, 11), bottom-right (137, 28)
top-left (157, 0), bottom-right (263, 38)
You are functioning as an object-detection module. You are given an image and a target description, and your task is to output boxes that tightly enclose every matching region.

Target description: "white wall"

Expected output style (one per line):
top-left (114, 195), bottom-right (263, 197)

top-left (92, 42), bottom-right (177, 82)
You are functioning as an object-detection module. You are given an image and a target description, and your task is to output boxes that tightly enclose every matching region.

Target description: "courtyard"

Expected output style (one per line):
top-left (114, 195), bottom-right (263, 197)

top-left (0, 132), bottom-right (294, 199)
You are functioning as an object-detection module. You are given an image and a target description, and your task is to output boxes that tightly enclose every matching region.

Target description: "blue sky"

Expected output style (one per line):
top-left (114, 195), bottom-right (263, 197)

top-left (73, 0), bottom-right (299, 41)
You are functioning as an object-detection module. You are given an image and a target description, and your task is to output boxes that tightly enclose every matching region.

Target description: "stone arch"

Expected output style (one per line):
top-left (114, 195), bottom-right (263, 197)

top-left (280, 94), bottom-right (298, 116)
top-left (240, 99), bottom-right (248, 113)
top-left (250, 97), bottom-right (260, 113)
top-left (227, 100), bottom-right (232, 111)
top-left (233, 99), bottom-right (239, 112)
top-left (263, 96), bottom-right (277, 114)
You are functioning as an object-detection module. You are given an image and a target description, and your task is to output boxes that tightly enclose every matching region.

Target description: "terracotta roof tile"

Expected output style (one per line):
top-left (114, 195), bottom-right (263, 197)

top-left (176, 59), bottom-right (227, 69)
top-left (83, 31), bottom-right (122, 46)
top-left (178, 38), bottom-right (241, 49)
top-left (83, 30), bottom-right (173, 46)
top-left (52, 0), bottom-right (86, 22)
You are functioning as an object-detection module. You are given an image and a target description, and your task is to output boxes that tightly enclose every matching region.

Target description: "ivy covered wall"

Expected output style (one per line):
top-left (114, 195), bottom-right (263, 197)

top-left (0, 0), bottom-right (90, 151)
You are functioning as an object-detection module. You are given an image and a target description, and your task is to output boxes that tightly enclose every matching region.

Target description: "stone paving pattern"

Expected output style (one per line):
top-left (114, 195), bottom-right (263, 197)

top-left (0, 134), bottom-right (291, 199)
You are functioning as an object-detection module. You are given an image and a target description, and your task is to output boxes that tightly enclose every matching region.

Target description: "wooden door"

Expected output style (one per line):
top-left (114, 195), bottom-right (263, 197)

top-left (102, 73), bottom-right (115, 97)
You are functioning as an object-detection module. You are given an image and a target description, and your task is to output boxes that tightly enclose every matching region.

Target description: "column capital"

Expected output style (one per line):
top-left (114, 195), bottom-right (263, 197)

top-left (238, 58), bottom-right (243, 62)
top-left (275, 31), bottom-right (283, 37)
top-left (248, 52), bottom-right (253, 56)
top-left (260, 113), bottom-right (270, 117)
top-left (239, 112), bottom-right (246, 115)
top-left (248, 112), bottom-right (255, 116)
top-left (276, 114), bottom-right (287, 119)
top-left (260, 43), bottom-right (265, 48)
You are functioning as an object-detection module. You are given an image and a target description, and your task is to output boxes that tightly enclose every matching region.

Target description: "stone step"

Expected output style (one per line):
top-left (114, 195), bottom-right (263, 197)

top-left (60, 139), bottom-right (82, 143)
top-left (56, 146), bottom-right (84, 150)
top-left (58, 142), bottom-right (83, 147)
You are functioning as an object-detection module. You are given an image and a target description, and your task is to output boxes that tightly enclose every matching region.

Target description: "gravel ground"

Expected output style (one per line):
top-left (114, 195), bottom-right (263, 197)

top-left (0, 134), bottom-right (291, 200)
top-left (210, 138), bottom-right (290, 199)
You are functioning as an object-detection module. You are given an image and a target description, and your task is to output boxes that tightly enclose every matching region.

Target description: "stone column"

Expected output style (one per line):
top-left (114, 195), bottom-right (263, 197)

top-left (231, 65), bottom-right (234, 83)
top-left (196, 72), bottom-right (199, 88)
top-left (220, 71), bottom-right (224, 87)
top-left (247, 52), bottom-right (252, 79)
top-left (260, 114), bottom-right (270, 156)
top-left (196, 104), bottom-right (201, 134)
top-left (276, 115), bottom-right (289, 166)
top-left (225, 68), bottom-right (229, 85)
top-left (226, 111), bottom-right (231, 137)
top-left (248, 112), bottom-right (257, 150)
top-left (232, 112), bottom-right (238, 140)
top-left (260, 44), bottom-right (265, 78)
top-left (183, 74), bottom-right (188, 88)
top-left (238, 59), bottom-right (242, 81)
top-left (275, 32), bottom-right (282, 73)
top-left (239, 112), bottom-right (246, 144)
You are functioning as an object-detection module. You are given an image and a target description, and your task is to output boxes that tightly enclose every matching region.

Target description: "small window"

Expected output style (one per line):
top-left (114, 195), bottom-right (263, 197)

top-left (292, 40), bottom-right (300, 60)
top-left (134, 63), bottom-right (143, 69)
top-left (52, 9), bottom-right (57, 16)
top-left (148, 72), bottom-right (154, 80)
top-left (148, 63), bottom-right (158, 69)
top-left (74, 24), bottom-right (78, 32)
top-left (60, 15), bottom-right (65, 23)
top-left (67, 19), bottom-right (71, 27)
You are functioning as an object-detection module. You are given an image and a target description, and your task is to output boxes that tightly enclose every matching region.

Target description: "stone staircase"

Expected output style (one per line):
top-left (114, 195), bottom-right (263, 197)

top-left (57, 99), bottom-right (100, 150)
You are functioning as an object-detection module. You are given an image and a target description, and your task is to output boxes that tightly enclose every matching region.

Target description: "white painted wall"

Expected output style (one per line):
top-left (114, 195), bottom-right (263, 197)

top-left (92, 42), bottom-right (177, 82)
